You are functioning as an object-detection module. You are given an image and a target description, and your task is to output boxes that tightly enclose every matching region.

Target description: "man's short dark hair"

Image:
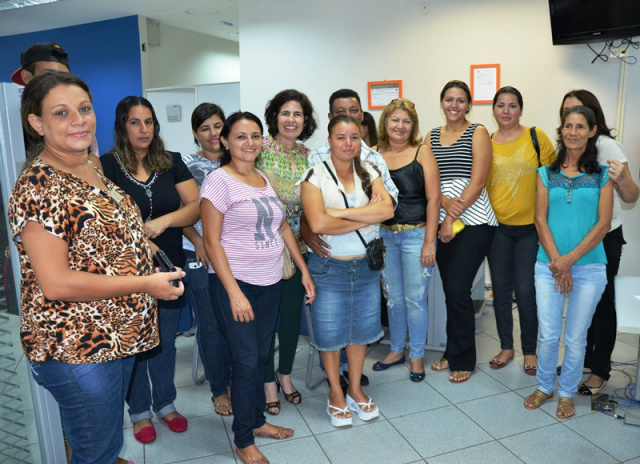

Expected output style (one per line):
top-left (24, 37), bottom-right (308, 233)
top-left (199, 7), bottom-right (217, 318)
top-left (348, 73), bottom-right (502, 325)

top-left (329, 89), bottom-right (361, 113)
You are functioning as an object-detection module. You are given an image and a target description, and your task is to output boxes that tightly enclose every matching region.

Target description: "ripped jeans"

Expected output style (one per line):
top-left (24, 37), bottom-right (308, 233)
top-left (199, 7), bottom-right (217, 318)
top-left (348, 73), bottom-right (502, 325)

top-left (380, 226), bottom-right (431, 359)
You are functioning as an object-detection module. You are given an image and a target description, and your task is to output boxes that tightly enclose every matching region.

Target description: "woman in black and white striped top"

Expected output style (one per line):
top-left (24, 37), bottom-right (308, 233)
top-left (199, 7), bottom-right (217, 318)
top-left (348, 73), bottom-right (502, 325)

top-left (424, 80), bottom-right (497, 384)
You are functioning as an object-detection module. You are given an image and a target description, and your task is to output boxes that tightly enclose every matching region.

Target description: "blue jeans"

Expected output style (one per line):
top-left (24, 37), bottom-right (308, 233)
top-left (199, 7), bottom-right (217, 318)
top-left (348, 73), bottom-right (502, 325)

top-left (210, 274), bottom-right (282, 449)
top-left (308, 253), bottom-right (383, 351)
top-left (30, 357), bottom-right (135, 464)
top-left (487, 223), bottom-right (538, 355)
top-left (380, 227), bottom-right (431, 359)
top-left (184, 250), bottom-right (231, 397)
top-left (127, 304), bottom-right (181, 422)
top-left (535, 262), bottom-right (606, 398)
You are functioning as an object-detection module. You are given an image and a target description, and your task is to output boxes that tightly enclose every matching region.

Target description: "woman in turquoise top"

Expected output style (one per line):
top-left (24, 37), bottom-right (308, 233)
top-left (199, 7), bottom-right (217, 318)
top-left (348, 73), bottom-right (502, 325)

top-left (524, 106), bottom-right (613, 419)
top-left (256, 89), bottom-right (317, 415)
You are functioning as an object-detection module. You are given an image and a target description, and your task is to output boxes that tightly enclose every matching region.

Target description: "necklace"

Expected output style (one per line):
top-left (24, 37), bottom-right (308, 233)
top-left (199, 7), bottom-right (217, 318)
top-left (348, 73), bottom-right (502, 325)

top-left (114, 152), bottom-right (158, 221)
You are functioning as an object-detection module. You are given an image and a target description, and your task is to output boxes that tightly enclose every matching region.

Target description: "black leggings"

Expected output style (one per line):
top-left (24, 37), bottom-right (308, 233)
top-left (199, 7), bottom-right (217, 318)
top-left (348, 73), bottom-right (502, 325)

top-left (584, 226), bottom-right (625, 380)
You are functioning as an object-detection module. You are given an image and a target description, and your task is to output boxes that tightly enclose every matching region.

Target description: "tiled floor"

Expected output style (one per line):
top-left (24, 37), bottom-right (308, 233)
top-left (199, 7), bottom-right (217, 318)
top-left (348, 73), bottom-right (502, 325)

top-left (116, 305), bottom-right (640, 464)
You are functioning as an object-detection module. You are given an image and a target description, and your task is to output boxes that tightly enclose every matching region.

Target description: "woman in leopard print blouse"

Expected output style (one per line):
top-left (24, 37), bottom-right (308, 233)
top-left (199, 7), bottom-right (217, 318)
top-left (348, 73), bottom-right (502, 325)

top-left (8, 72), bottom-right (184, 464)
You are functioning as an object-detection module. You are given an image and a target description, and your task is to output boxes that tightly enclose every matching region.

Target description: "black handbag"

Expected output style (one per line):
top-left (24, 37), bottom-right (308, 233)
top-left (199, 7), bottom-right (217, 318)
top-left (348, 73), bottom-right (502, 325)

top-left (322, 161), bottom-right (386, 271)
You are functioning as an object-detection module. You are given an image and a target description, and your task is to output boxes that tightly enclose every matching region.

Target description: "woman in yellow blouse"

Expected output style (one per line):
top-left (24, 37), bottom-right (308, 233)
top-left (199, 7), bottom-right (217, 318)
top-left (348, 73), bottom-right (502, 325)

top-left (486, 86), bottom-right (556, 375)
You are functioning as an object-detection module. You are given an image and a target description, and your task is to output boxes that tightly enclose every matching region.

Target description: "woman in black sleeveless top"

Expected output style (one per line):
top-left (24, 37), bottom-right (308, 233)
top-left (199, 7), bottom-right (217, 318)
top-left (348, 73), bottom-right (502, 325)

top-left (371, 98), bottom-right (441, 381)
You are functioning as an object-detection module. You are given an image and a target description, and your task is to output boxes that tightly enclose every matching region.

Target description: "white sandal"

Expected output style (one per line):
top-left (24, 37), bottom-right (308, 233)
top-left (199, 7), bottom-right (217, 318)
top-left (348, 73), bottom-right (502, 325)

top-left (327, 400), bottom-right (352, 427)
top-left (346, 394), bottom-right (380, 421)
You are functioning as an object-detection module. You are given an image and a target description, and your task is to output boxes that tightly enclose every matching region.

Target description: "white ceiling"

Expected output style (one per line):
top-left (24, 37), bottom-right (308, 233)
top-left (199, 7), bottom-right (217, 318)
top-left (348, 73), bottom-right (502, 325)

top-left (0, 0), bottom-right (239, 42)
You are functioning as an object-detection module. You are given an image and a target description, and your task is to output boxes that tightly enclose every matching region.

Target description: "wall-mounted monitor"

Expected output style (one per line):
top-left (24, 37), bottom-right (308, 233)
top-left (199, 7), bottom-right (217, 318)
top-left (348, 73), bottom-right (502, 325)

top-left (549, 0), bottom-right (640, 45)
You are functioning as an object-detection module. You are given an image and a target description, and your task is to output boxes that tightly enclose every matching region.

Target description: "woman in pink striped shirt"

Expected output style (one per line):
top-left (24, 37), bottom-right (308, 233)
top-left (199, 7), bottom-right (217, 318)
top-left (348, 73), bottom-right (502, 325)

top-left (200, 112), bottom-right (315, 464)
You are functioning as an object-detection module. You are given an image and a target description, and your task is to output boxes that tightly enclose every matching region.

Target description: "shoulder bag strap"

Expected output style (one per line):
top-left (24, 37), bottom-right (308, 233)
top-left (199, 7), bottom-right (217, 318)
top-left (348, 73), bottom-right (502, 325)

top-left (530, 126), bottom-right (541, 167)
top-left (322, 161), bottom-right (368, 248)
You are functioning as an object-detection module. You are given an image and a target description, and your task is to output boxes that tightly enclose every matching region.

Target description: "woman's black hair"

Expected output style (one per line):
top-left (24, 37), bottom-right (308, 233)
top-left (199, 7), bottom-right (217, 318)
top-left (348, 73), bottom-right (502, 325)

top-left (264, 89), bottom-right (317, 141)
top-left (21, 71), bottom-right (92, 161)
top-left (559, 89), bottom-right (614, 139)
top-left (327, 114), bottom-right (372, 198)
top-left (191, 103), bottom-right (225, 145)
top-left (113, 96), bottom-right (171, 174)
top-left (493, 86), bottom-right (523, 109)
top-left (361, 111), bottom-right (378, 147)
top-left (440, 80), bottom-right (472, 105)
top-left (219, 111), bottom-right (264, 166)
top-left (550, 105), bottom-right (601, 174)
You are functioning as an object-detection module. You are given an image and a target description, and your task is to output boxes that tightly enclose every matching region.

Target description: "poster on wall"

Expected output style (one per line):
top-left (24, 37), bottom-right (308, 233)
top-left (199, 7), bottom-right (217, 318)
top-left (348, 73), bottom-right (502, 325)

top-left (368, 80), bottom-right (402, 109)
top-left (470, 64), bottom-right (500, 104)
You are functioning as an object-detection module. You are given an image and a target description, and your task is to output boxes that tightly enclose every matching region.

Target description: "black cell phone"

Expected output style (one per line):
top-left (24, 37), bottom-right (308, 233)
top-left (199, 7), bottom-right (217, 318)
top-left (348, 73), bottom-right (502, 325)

top-left (154, 250), bottom-right (180, 287)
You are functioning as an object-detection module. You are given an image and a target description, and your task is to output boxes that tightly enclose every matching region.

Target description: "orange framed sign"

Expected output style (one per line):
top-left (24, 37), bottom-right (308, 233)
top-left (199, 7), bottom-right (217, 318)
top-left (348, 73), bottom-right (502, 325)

top-left (367, 80), bottom-right (402, 109)
top-left (470, 64), bottom-right (500, 104)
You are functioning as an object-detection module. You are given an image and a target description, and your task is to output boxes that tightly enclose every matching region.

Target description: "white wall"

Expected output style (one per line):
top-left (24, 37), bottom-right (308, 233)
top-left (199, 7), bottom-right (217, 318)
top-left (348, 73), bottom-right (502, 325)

top-left (239, 0), bottom-right (640, 275)
top-left (146, 83), bottom-right (240, 156)
top-left (145, 22), bottom-right (240, 89)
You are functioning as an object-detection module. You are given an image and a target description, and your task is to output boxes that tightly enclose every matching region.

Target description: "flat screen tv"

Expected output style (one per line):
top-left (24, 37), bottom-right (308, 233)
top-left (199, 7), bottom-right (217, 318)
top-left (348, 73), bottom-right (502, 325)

top-left (549, 0), bottom-right (640, 45)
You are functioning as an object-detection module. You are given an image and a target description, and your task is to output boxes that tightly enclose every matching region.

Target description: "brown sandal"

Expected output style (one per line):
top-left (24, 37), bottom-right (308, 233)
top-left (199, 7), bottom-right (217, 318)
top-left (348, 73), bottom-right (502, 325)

top-left (524, 389), bottom-right (554, 410)
top-left (252, 424), bottom-right (294, 440)
top-left (431, 358), bottom-right (449, 371)
top-left (556, 397), bottom-right (575, 419)
top-left (236, 446), bottom-right (269, 464)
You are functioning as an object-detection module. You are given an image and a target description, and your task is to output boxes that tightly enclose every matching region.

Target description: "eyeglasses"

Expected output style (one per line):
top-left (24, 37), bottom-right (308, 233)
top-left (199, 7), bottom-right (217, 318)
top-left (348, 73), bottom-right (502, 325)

top-left (391, 98), bottom-right (415, 109)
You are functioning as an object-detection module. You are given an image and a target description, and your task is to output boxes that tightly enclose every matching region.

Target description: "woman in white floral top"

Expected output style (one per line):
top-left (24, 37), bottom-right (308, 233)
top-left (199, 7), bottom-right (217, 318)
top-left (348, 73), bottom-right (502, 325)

top-left (256, 89), bottom-right (317, 414)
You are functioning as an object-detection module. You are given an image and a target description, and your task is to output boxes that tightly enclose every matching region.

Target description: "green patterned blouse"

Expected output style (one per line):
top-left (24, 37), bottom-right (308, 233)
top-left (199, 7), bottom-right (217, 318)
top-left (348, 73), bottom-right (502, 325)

top-left (257, 135), bottom-right (310, 251)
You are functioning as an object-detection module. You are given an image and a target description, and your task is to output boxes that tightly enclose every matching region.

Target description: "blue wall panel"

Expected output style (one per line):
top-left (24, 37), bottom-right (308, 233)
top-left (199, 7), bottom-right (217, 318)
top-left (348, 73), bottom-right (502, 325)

top-left (0, 16), bottom-right (142, 154)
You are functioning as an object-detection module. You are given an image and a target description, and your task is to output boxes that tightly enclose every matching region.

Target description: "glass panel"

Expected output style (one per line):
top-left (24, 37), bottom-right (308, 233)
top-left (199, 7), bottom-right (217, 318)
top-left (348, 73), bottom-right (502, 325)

top-left (0, 185), bottom-right (39, 463)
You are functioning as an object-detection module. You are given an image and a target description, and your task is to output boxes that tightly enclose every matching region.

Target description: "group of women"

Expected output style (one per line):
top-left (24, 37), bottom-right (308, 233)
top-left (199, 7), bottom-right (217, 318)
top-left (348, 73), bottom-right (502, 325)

top-left (371, 82), bottom-right (637, 422)
top-left (8, 70), bottom-right (637, 463)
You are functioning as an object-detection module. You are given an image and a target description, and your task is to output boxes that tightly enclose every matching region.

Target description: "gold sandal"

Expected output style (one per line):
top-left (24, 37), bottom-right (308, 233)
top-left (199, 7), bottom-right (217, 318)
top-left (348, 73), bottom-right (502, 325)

top-left (212, 395), bottom-right (233, 416)
top-left (431, 358), bottom-right (449, 371)
top-left (556, 397), bottom-right (575, 419)
top-left (449, 371), bottom-right (472, 383)
top-left (524, 389), bottom-right (554, 410)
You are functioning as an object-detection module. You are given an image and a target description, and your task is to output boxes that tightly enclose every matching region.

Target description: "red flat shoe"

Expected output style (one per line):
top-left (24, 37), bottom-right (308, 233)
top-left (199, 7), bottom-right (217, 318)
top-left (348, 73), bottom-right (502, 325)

top-left (162, 415), bottom-right (188, 433)
top-left (133, 424), bottom-right (156, 444)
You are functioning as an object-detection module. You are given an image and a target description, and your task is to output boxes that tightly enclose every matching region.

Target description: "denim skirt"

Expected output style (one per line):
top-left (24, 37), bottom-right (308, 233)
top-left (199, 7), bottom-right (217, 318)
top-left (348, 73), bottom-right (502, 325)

top-left (308, 253), bottom-right (383, 351)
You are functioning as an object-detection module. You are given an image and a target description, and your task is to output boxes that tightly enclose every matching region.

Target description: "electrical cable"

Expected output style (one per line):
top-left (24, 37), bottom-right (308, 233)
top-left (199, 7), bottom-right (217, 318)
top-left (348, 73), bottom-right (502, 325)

top-left (606, 39), bottom-right (639, 65)
top-left (588, 42), bottom-right (609, 63)
top-left (594, 362), bottom-right (640, 419)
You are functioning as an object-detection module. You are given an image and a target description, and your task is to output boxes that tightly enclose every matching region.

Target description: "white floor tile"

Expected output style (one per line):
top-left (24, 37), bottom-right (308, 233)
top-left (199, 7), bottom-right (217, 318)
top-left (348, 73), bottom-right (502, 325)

top-left (391, 405), bottom-right (492, 458)
top-left (500, 423), bottom-right (618, 464)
